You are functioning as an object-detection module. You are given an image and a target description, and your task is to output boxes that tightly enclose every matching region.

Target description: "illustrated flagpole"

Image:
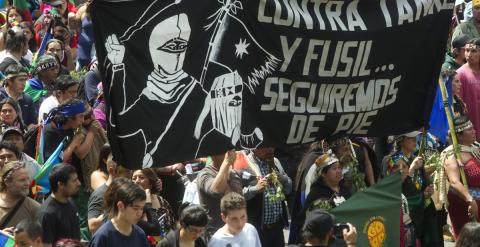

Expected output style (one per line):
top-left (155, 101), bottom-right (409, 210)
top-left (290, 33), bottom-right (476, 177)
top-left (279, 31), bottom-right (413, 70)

top-left (438, 77), bottom-right (468, 189)
top-left (200, 0), bottom-right (242, 86)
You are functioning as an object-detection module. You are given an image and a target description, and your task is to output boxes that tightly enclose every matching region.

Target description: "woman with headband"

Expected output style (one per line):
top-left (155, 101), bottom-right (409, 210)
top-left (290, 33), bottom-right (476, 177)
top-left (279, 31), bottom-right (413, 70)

top-left (442, 116), bottom-right (480, 238)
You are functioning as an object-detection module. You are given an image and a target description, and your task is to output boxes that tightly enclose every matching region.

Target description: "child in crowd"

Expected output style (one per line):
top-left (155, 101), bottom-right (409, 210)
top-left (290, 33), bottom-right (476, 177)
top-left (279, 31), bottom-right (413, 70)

top-left (14, 218), bottom-right (43, 247)
top-left (208, 192), bottom-right (261, 247)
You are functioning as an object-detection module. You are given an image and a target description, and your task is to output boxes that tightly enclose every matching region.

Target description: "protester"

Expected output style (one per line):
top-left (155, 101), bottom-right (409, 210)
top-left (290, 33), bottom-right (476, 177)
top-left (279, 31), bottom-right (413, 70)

top-left (38, 74), bottom-right (78, 123)
top-left (443, 34), bottom-right (469, 72)
top-left (444, 69), bottom-right (468, 117)
top-left (83, 64), bottom-right (101, 105)
top-left (17, 21), bottom-right (36, 55)
top-left (89, 143), bottom-right (109, 190)
top-left (453, 0), bottom-right (480, 41)
top-left (208, 192), bottom-right (261, 247)
top-left (132, 168), bottom-right (175, 237)
top-left (299, 209), bottom-right (357, 247)
top-left (457, 38), bottom-right (480, 141)
top-left (77, 104), bottom-right (106, 192)
top-left (289, 141), bottom-right (324, 244)
top-left (290, 152), bottom-right (351, 244)
top-left (455, 222), bottom-right (480, 247)
top-left (383, 131), bottom-right (440, 246)
top-left (0, 64), bottom-right (35, 128)
top-left (1, 127), bottom-right (40, 181)
top-left (74, 0), bottom-right (94, 69)
top-left (24, 54), bottom-right (59, 120)
top-left (87, 145), bottom-right (118, 234)
top-left (0, 97), bottom-right (26, 133)
top-left (0, 26), bottom-right (29, 73)
top-left (46, 38), bottom-right (75, 72)
top-left (443, 116), bottom-right (480, 238)
top-left (321, 138), bottom-right (370, 194)
top-left (0, 141), bottom-right (20, 169)
top-left (157, 203), bottom-right (208, 247)
top-left (37, 163), bottom-right (81, 246)
top-left (197, 151), bottom-right (240, 232)
top-left (14, 218), bottom-right (43, 247)
top-left (237, 148), bottom-right (292, 247)
top-left (0, 161), bottom-right (39, 228)
top-left (89, 177), bottom-right (149, 247)
top-left (0, 7), bottom-right (23, 51)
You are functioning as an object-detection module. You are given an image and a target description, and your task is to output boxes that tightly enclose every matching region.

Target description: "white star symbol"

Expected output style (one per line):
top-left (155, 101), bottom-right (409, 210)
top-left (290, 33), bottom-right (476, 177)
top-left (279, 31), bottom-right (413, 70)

top-left (235, 38), bottom-right (250, 59)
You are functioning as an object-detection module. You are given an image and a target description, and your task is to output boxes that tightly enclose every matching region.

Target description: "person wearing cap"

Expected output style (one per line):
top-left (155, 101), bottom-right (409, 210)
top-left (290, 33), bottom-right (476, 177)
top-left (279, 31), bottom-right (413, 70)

top-left (1, 127), bottom-right (40, 181)
top-left (299, 209), bottom-right (357, 247)
top-left (453, 0), bottom-right (480, 42)
top-left (382, 131), bottom-right (441, 246)
top-left (0, 161), bottom-right (40, 229)
top-left (24, 54), bottom-right (59, 122)
top-left (37, 75), bottom-right (78, 124)
top-left (440, 116), bottom-right (480, 238)
top-left (290, 152), bottom-right (351, 244)
top-left (0, 64), bottom-right (35, 128)
top-left (442, 34), bottom-right (468, 72)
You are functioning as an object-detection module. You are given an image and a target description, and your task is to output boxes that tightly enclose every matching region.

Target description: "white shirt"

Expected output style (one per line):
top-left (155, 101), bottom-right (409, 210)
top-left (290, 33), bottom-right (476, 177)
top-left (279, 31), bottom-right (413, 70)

top-left (208, 223), bottom-right (261, 247)
top-left (22, 153), bottom-right (41, 181)
top-left (0, 50), bottom-right (33, 64)
top-left (38, 96), bottom-right (59, 123)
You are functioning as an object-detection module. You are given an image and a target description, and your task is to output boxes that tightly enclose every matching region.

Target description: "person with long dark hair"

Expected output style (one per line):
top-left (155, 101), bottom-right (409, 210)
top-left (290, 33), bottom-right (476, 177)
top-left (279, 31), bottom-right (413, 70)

top-left (132, 168), bottom-right (175, 238)
top-left (157, 204), bottom-right (208, 247)
top-left (0, 98), bottom-right (26, 133)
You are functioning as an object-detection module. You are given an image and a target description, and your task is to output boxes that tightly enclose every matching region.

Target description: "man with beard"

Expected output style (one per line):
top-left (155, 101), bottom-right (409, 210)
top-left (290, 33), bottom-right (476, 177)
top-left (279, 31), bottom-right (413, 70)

top-left (0, 161), bottom-right (39, 228)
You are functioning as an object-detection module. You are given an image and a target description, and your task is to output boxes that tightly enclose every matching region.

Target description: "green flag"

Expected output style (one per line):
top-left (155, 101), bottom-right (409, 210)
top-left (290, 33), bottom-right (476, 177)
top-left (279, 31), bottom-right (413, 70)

top-left (331, 173), bottom-right (402, 247)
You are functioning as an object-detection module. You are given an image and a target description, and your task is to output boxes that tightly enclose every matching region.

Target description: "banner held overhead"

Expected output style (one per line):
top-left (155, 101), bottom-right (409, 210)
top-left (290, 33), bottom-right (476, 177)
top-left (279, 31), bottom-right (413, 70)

top-left (92, 0), bottom-right (454, 168)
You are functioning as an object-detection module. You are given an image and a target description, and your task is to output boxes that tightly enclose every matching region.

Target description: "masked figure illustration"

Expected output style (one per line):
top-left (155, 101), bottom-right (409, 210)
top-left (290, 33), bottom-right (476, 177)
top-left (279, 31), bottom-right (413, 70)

top-left (103, 0), bottom-right (279, 168)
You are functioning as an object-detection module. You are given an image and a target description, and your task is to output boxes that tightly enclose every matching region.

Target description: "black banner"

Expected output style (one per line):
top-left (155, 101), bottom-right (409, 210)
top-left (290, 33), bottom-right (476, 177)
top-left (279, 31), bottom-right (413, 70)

top-left (92, 0), bottom-right (453, 169)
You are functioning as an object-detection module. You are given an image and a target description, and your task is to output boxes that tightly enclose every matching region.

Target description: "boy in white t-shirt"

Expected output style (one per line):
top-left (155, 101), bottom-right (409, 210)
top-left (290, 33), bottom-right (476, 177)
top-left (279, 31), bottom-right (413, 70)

top-left (208, 192), bottom-right (261, 247)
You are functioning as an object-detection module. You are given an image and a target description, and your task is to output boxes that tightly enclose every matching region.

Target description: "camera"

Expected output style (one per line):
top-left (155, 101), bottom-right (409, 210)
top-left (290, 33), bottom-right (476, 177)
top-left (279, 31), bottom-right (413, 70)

top-left (333, 223), bottom-right (349, 237)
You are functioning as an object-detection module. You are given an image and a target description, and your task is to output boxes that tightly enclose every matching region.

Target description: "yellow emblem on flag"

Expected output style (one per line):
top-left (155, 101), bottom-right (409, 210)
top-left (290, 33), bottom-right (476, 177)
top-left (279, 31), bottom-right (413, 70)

top-left (363, 216), bottom-right (386, 247)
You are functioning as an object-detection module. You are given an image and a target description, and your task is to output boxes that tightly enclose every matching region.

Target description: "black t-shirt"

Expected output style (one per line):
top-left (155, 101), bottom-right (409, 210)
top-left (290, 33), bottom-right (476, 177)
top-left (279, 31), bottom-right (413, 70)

top-left (37, 196), bottom-right (80, 244)
top-left (87, 183), bottom-right (108, 220)
top-left (43, 124), bottom-right (85, 185)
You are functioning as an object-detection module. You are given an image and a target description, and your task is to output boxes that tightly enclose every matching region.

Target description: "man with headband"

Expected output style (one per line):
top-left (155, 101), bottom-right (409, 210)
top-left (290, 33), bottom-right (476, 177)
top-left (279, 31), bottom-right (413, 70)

top-left (0, 64), bottom-right (35, 127)
top-left (24, 54), bottom-right (60, 122)
top-left (441, 116), bottom-right (480, 238)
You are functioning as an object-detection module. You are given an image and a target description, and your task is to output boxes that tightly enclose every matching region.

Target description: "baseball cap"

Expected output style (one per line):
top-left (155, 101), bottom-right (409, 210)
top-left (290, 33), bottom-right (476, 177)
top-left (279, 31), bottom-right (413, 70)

top-left (452, 34), bottom-right (469, 49)
top-left (1, 127), bottom-right (24, 141)
top-left (303, 209), bottom-right (335, 237)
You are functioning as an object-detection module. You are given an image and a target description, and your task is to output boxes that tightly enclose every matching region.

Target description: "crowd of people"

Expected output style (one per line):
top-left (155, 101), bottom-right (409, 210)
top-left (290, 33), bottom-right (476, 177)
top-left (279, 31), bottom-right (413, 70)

top-left (0, 0), bottom-right (476, 247)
